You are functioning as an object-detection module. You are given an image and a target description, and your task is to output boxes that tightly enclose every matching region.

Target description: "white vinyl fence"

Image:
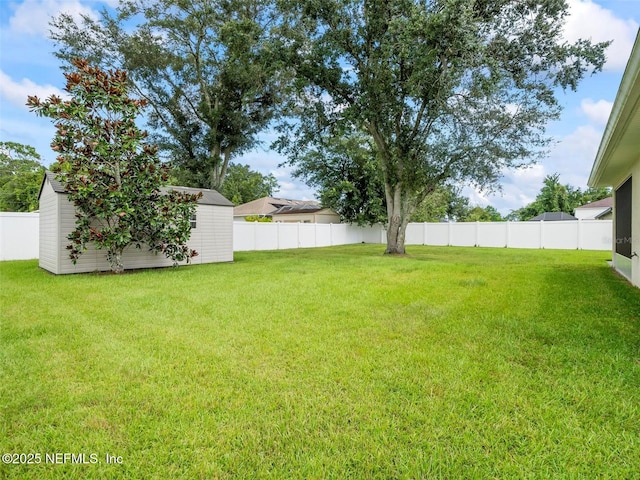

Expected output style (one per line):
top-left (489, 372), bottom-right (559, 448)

top-left (0, 213), bottom-right (612, 261)
top-left (0, 212), bottom-right (39, 261)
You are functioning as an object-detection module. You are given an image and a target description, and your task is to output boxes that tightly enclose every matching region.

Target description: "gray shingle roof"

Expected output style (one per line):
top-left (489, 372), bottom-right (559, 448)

top-left (40, 171), bottom-right (233, 206)
top-left (529, 212), bottom-right (577, 221)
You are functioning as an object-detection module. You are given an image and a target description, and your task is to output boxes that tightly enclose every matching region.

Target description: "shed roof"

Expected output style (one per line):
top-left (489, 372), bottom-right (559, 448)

top-left (39, 171), bottom-right (233, 207)
top-left (529, 212), bottom-right (577, 221)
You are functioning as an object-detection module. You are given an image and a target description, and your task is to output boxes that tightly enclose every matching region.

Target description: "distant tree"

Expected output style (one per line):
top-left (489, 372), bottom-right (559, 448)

top-left (244, 215), bottom-right (273, 222)
top-left (0, 142), bottom-right (45, 212)
top-left (27, 59), bottom-right (200, 273)
top-left (51, 0), bottom-right (284, 191)
top-left (510, 173), bottom-right (611, 220)
top-left (410, 185), bottom-right (470, 222)
top-left (462, 205), bottom-right (503, 222)
top-left (289, 131), bottom-right (387, 225)
top-left (220, 163), bottom-right (279, 205)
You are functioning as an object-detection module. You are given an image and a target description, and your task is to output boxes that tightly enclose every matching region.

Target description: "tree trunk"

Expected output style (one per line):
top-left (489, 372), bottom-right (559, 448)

top-left (384, 185), bottom-right (411, 255)
top-left (108, 250), bottom-right (125, 274)
top-left (386, 214), bottom-right (407, 254)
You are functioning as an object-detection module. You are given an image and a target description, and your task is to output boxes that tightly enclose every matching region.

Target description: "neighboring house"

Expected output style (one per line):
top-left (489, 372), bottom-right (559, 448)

top-left (233, 197), bottom-right (319, 221)
top-left (38, 172), bottom-right (234, 274)
top-left (528, 212), bottom-right (577, 221)
top-left (574, 197), bottom-right (613, 220)
top-left (234, 196), bottom-right (341, 223)
top-left (270, 204), bottom-right (341, 224)
top-left (588, 30), bottom-right (639, 288)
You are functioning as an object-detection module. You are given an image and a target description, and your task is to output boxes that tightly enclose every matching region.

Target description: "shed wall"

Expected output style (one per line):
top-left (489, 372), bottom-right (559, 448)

top-left (50, 194), bottom-right (232, 274)
top-left (38, 179), bottom-right (60, 273)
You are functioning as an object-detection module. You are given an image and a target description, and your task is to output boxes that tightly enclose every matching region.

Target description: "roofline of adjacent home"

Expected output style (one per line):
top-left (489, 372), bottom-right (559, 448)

top-left (588, 29), bottom-right (640, 188)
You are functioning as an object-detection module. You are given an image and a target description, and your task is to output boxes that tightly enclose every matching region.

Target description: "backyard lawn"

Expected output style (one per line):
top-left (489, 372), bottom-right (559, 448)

top-left (1, 245), bottom-right (639, 479)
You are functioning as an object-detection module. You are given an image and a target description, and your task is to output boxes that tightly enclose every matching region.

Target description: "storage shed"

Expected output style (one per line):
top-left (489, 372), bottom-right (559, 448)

top-left (38, 172), bottom-right (234, 274)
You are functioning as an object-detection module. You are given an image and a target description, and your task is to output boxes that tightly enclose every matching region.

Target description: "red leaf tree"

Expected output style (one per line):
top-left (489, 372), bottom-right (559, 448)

top-left (28, 59), bottom-right (201, 273)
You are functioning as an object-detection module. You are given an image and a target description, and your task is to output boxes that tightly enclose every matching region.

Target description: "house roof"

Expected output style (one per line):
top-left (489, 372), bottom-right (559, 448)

top-left (233, 196), bottom-right (319, 216)
top-left (270, 204), bottom-right (324, 215)
top-left (589, 30), bottom-right (640, 187)
top-left (529, 212), bottom-right (577, 221)
top-left (39, 171), bottom-right (233, 207)
top-left (575, 197), bottom-right (613, 209)
top-left (594, 207), bottom-right (613, 219)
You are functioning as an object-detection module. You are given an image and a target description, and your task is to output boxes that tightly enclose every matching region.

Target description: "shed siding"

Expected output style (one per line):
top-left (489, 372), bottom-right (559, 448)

top-left (38, 179), bottom-right (60, 274)
top-left (199, 205), bottom-right (234, 263)
top-left (51, 193), bottom-right (233, 274)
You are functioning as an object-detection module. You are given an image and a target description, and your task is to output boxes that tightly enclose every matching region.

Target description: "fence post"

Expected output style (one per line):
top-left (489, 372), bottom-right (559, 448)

top-left (540, 220), bottom-right (544, 249)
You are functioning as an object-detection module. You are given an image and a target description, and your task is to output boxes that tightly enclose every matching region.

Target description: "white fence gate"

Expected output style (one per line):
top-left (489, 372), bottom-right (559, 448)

top-left (0, 213), bottom-right (612, 261)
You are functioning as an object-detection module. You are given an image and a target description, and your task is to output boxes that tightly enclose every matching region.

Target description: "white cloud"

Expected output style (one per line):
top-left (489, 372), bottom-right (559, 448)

top-left (271, 168), bottom-right (317, 201)
top-left (564, 0), bottom-right (639, 71)
top-left (0, 70), bottom-right (67, 108)
top-left (7, 0), bottom-right (98, 37)
top-left (580, 98), bottom-right (613, 125)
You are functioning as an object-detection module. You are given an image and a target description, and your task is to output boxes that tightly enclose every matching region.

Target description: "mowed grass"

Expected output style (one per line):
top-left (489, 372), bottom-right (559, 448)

top-left (1, 245), bottom-right (639, 479)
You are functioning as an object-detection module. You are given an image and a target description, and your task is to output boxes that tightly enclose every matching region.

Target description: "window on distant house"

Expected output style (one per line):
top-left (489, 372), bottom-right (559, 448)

top-left (190, 213), bottom-right (197, 229)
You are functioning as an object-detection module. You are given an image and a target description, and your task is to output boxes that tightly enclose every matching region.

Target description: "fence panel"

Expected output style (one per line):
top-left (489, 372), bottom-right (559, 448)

top-left (1, 214), bottom-right (614, 261)
top-left (276, 223), bottom-right (299, 250)
top-left (507, 222), bottom-right (542, 249)
top-left (0, 213), bottom-right (39, 260)
top-left (424, 223), bottom-right (449, 246)
top-left (449, 223), bottom-right (477, 247)
top-left (543, 221), bottom-right (578, 250)
top-left (405, 223), bottom-right (425, 245)
top-left (477, 222), bottom-right (507, 248)
top-left (580, 220), bottom-right (612, 251)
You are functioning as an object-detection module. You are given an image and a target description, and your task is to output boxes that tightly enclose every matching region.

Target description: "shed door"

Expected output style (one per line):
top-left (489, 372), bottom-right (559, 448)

top-left (615, 176), bottom-right (632, 259)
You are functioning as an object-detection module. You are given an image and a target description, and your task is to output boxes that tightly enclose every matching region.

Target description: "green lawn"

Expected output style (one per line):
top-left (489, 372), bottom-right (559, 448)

top-left (1, 245), bottom-right (639, 479)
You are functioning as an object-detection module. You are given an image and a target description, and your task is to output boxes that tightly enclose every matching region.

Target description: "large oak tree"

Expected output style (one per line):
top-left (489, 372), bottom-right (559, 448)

top-left (51, 0), bottom-right (283, 191)
top-left (275, 0), bottom-right (608, 253)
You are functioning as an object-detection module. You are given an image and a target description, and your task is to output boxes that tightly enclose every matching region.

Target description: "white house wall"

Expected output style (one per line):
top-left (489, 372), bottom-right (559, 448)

top-left (610, 157), bottom-right (639, 288)
top-left (633, 158), bottom-right (640, 287)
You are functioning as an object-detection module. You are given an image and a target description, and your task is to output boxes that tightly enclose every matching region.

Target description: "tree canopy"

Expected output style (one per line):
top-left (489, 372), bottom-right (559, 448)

top-left (219, 163), bottom-right (279, 205)
top-left (51, 0), bottom-right (284, 191)
top-left (275, 0), bottom-right (608, 253)
top-left (0, 142), bottom-right (45, 212)
top-left (28, 59), bottom-right (200, 273)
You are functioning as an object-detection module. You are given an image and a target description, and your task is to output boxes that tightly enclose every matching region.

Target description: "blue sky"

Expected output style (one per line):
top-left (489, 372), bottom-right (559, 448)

top-left (1, 0), bottom-right (639, 214)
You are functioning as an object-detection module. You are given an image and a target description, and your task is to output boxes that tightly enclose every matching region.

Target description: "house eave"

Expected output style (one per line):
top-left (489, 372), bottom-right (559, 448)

top-left (588, 30), bottom-right (640, 188)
